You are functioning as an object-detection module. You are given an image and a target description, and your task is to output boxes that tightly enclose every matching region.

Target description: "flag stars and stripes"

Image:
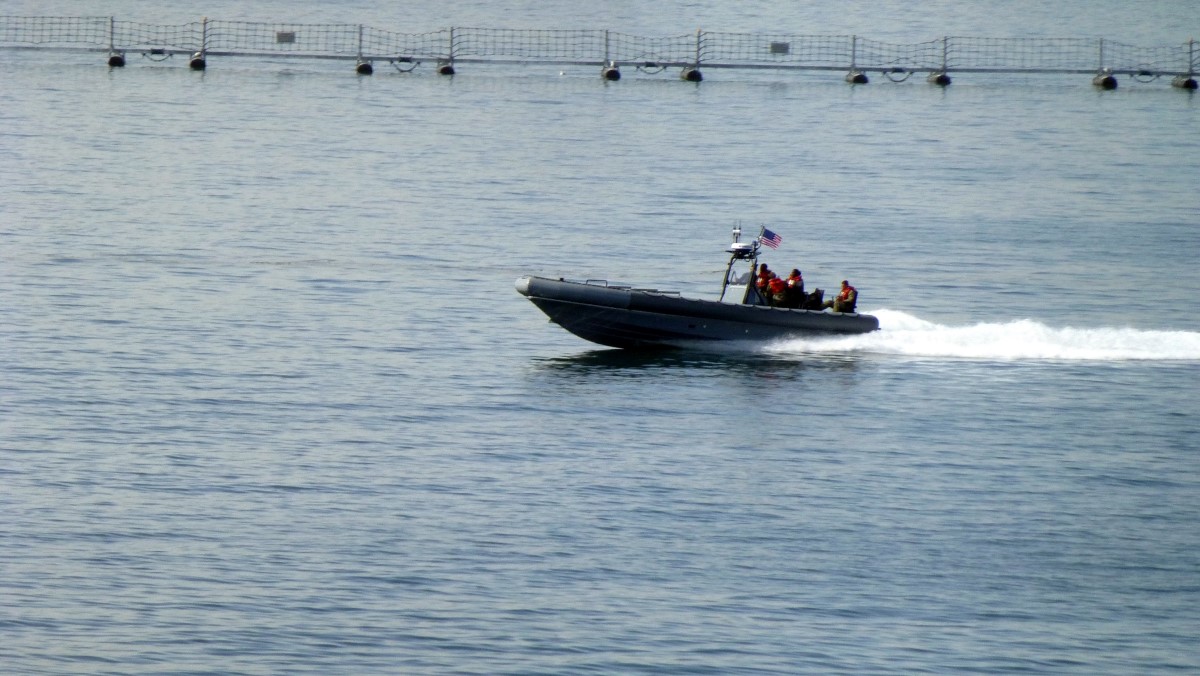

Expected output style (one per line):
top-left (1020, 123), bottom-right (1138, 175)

top-left (759, 228), bottom-right (782, 249)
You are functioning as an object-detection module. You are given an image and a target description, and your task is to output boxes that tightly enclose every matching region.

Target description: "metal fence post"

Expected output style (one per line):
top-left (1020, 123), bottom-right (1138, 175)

top-left (106, 16), bottom-right (126, 66)
top-left (846, 34), bottom-right (867, 83)
top-left (355, 24), bottom-right (373, 73)
top-left (1172, 38), bottom-right (1198, 88)
top-left (680, 29), bottom-right (703, 80)
top-left (602, 29), bottom-right (620, 79)
top-left (189, 17), bottom-right (208, 69)
top-left (1092, 38), bottom-right (1117, 88)
top-left (928, 35), bottom-right (951, 85)
top-left (437, 27), bottom-right (456, 75)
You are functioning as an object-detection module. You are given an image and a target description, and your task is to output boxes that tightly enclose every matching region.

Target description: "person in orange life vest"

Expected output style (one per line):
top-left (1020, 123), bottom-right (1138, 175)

top-left (785, 269), bottom-right (804, 294)
top-left (767, 273), bottom-right (788, 306)
top-left (754, 264), bottom-right (773, 303)
top-left (823, 279), bottom-right (858, 312)
top-left (755, 264), bottom-right (772, 290)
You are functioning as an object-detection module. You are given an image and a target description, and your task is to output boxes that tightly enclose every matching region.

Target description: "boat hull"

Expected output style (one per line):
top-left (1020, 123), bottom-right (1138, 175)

top-left (516, 275), bottom-right (879, 349)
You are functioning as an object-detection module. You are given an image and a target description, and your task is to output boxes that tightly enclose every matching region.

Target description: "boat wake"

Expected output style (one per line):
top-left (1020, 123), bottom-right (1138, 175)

top-left (765, 310), bottom-right (1200, 362)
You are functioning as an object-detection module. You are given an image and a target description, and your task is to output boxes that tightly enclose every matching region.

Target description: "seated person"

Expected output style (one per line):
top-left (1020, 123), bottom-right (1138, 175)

top-left (754, 264), bottom-right (771, 292)
top-left (784, 269), bottom-right (804, 307)
top-left (822, 280), bottom-right (858, 313)
top-left (767, 274), bottom-right (789, 306)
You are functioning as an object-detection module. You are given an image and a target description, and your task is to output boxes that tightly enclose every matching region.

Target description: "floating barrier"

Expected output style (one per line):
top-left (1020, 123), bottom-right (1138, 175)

top-left (1, 16), bottom-right (1197, 89)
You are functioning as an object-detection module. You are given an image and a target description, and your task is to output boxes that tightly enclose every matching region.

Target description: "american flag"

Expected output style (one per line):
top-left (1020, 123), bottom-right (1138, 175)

top-left (759, 228), bottom-right (782, 249)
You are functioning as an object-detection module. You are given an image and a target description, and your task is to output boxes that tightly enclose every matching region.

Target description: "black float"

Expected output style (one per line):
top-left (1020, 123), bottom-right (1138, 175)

top-left (928, 71), bottom-right (952, 86)
top-left (1092, 69), bottom-right (1117, 89)
top-left (1173, 75), bottom-right (1198, 89)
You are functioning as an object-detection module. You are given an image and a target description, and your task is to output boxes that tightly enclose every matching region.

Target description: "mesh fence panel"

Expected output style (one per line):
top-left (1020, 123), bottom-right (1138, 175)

top-left (114, 20), bottom-right (203, 51)
top-left (452, 28), bottom-right (606, 60)
top-left (701, 33), bottom-right (854, 68)
top-left (608, 32), bottom-right (696, 64)
top-left (206, 21), bottom-right (360, 55)
top-left (0, 15), bottom-right (111, 47)
top-left (364, 27), bottom-right (452, 59)
top-left (1099, 40), bottom-right (1193, 72)
top-left (855, 38), bottom-right (946, 71)
top-left (948, 37), bottom-right (1100, 71)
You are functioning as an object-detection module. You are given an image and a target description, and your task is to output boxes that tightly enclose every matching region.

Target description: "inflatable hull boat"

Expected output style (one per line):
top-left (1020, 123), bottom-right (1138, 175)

top-left (516, 274), bottom-right (878, 349)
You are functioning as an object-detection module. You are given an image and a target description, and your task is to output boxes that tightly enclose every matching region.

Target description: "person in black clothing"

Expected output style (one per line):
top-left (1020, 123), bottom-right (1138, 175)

top-left (783, 269), bottom-right (804, 308)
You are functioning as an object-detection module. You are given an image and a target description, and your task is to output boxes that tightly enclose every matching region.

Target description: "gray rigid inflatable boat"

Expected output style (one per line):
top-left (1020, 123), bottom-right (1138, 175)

top-left (516, 227), bottom-right (879, 349)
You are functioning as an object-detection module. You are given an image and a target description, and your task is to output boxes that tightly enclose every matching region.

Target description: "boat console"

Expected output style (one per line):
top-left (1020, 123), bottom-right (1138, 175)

top-left (720, 226), bottom-right (762, 302)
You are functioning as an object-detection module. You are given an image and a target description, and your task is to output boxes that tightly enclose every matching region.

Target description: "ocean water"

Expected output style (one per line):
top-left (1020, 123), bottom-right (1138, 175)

top-left (3, 1), bottom-right (1200, 674)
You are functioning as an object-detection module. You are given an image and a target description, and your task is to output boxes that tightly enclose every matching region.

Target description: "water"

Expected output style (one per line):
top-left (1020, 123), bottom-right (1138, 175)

top-left (3, 1), bottom-right (1200, 674)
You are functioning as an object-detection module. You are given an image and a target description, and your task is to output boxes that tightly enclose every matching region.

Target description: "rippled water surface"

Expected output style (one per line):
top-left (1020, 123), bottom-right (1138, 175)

top-left (3, 1), bottom-right (1199, 674)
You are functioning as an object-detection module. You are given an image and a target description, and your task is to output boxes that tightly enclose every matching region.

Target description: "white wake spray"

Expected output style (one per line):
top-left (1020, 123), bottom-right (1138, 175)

top-left (765, 310), bottom-right (1200, 361)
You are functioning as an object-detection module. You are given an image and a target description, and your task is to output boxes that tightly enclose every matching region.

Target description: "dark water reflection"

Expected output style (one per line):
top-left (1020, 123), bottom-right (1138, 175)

top-left (532, 344), bottom-right (866, 378)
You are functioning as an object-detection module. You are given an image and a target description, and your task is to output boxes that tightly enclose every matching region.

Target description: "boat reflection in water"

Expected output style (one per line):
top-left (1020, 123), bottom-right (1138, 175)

top-left (516, 226), bottom-right (879, 350)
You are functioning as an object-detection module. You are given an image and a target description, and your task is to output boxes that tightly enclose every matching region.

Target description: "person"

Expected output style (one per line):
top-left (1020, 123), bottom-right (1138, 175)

top-left (752, 264), bottom-right (773, 305)
top-left (755, 264), bottom-right (772, 292)
top-left (784, 268), bottom-right (804, 307)
top-left (823, 279), bottom-right (858, 313)
top-left (767, 272), bottom-right (787, 306)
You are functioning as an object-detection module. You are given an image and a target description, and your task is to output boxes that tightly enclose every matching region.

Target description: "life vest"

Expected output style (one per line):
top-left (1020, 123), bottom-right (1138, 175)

top-left (768, 277), bottom-right (787, 295)
top-left (838, 284), bottom-right (856, 301)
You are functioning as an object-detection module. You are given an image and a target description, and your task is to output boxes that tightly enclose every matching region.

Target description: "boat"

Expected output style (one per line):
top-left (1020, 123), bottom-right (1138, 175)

top-left (515, 226), bottom-right (880, 349)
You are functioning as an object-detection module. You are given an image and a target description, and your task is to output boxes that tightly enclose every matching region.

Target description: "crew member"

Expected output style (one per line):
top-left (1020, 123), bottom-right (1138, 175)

top-left (754, 264), bottom-right (773, 304)
top-left (823, 280), bottom-right (858, 313)
top-left (768, 273), bottom-right (788, 306)
top-left (785, 268), bottom-right (804, 307)
top-left (755, 264), bottom-right (772, 290)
